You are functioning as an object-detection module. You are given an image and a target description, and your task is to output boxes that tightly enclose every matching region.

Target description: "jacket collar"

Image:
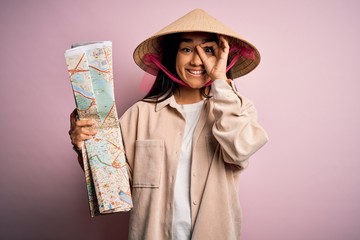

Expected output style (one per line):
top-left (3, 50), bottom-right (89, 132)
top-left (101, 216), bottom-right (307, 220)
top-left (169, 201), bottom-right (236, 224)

top-left (154, 94), bottom-right (211, 113)
top-left (155, 95), bottom-right (177, 112)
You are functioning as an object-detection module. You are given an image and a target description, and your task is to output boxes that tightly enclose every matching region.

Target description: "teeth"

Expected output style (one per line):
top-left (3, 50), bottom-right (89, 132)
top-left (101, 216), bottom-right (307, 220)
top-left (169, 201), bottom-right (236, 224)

top-left (189, 70), bottom-right (204, 75)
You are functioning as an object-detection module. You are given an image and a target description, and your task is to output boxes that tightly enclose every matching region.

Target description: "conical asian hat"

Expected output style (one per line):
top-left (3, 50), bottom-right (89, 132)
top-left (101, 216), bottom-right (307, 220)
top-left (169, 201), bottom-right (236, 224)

top-left (133, 9), bottom-right (260, 79)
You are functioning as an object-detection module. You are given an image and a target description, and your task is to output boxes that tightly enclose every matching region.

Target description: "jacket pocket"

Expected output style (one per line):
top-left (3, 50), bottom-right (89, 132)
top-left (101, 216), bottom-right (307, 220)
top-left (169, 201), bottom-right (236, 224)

top-left (132, 139), bottom-right (164, 188)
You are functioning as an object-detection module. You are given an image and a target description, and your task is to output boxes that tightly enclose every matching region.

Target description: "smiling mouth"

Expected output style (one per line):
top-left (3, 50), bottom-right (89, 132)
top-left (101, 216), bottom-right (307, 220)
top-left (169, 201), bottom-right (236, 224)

top-left (187, 69), bottom-right (206, 75)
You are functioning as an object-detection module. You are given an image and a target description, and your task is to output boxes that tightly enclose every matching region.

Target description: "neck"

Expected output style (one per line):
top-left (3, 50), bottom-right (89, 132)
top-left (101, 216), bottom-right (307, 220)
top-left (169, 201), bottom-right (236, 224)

top-left (174, 86), bottom-right (209, 104)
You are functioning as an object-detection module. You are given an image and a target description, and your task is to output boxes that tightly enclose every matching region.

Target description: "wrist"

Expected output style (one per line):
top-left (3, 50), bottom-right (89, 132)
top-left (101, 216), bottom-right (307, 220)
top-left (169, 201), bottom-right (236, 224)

top-left (72, 145), bottom-right (82, 154)
top-left (212, 78), bottom-right (231, 84)
top-left (211, 74), bottom-right (228, 81)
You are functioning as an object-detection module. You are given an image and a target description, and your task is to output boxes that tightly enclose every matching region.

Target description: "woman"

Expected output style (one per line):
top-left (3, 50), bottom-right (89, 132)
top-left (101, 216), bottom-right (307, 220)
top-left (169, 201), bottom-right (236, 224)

top-left (69, 9), bottom-right (268, 240)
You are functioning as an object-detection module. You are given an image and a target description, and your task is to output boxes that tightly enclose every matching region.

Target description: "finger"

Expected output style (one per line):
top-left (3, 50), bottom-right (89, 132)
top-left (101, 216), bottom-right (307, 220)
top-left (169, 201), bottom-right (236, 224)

top-left (199, 42), bottom-right (219, 55)
top-left (195, 45), bottom-right (216, 73)
top-left (70, 109), bottom-right (78, 126)
top-left (195, 45), bottom-right (208, 62)
top-left (75, 119), bottom-right (96, 128)
top-left (79, 127), bottom-right (98, 136)
top-left (196, 44), bottom-right (217, 62)
top-left (78, 133), bottom-right (95, 141)
top-left (218, 35), bottom-right (229, 46)
top-left (69, 125), bottom-right (97, 140)
top-left (69, 120), bottom-right (97, 143)
top-left (70, 133), bottom-right (94, 148)
top-left (218, 35), bottom-right (230, 55)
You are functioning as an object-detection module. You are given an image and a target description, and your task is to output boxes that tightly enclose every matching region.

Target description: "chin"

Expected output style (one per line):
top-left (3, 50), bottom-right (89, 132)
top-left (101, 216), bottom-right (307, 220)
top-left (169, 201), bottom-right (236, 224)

top-left (183, 77), bottom-right (209, 88)
top-left (185, 81), bottom-right (207, 89)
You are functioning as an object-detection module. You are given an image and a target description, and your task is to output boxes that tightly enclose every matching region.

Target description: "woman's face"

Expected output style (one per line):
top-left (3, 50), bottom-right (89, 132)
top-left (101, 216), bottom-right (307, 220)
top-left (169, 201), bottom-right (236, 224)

top-left (175, 32), bottom-right (217, 88)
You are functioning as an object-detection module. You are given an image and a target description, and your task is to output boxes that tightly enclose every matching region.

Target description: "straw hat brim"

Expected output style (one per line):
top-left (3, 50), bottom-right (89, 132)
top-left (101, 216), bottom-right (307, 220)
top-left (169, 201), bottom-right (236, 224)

top-left (133, 9), bottom-right (260, 79)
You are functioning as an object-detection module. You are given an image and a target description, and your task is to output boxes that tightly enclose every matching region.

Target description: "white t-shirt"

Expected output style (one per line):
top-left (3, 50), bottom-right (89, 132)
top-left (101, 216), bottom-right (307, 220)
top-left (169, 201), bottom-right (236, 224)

top-left (173, 100), bottom-right (204, 240)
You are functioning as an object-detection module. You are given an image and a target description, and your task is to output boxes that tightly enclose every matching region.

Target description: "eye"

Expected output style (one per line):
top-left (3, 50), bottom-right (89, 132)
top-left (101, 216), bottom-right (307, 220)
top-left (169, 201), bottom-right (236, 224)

top-left (204, 47), bottom-right (214, 54)
top-left (179, 47), bottom-right (192, 53)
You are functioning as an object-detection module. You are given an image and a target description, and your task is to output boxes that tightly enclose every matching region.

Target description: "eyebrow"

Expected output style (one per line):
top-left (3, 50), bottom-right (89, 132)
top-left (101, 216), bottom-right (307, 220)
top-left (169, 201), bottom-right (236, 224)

top-left (179, 38), bottom-right (217, 44)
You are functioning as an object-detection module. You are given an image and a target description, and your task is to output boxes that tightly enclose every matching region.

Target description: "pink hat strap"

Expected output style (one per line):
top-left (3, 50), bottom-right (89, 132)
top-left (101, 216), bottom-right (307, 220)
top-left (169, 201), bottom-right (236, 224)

top-left (143, 45), bottom-right (255, 87)
top-left (144, 53), bottom-right (189, 87)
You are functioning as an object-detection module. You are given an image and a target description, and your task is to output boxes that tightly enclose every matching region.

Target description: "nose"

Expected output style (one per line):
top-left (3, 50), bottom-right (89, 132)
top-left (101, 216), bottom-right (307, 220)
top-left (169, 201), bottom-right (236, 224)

top-left (190, 50), bottom-right (203, 66)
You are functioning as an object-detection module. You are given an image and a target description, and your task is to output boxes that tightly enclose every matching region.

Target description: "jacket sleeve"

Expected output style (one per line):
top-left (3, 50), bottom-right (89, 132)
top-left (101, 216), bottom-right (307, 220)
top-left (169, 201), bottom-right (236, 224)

top-left (211, 80), bottom-right (269, 169)
top-left (119, 104), bottom-right (140, 186)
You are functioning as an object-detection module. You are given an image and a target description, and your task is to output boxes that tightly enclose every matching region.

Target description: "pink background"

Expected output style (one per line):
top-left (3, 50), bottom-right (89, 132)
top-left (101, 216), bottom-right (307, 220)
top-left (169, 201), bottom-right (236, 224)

top-left (1, 0), bottom-right (359, 239)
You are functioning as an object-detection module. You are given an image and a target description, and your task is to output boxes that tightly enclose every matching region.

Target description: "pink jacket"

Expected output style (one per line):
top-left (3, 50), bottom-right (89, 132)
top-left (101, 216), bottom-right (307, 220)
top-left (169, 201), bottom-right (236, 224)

top-left (119, 80), bottom-right (268, 240)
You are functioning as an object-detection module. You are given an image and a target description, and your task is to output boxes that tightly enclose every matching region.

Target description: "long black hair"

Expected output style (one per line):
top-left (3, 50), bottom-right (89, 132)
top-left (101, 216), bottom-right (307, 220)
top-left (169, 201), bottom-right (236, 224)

top-left (142, 33), bottom-right (181, 102)
top-left (142, 32), bottom-right (231, 103)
